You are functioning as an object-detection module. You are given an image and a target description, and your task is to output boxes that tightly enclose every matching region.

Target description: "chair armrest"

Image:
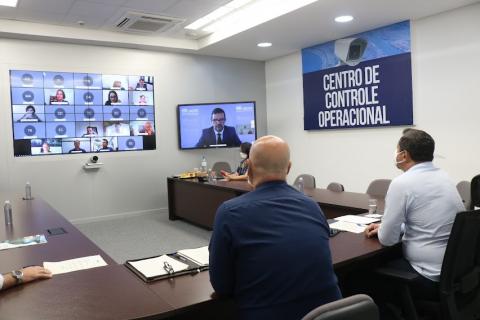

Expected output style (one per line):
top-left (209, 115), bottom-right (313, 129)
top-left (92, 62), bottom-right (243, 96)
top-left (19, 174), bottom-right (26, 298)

top-left (374, 267), bottom-right (420, 283)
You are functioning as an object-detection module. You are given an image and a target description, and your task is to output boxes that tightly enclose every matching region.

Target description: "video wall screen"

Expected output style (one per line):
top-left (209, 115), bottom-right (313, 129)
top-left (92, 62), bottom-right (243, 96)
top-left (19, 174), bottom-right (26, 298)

top-left (10, 70), bottom-right (156, 157)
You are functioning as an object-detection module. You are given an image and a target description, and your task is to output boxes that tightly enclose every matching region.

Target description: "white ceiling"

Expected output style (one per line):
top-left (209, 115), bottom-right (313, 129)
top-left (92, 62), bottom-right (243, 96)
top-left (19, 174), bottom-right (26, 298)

top-left (0, 0), bottom-right (478, 61)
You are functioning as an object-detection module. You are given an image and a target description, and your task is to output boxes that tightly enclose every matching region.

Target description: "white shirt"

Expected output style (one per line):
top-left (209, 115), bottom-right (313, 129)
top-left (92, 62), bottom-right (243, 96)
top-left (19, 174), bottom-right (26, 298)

top-left (378, 162), bottom-right (464, 281)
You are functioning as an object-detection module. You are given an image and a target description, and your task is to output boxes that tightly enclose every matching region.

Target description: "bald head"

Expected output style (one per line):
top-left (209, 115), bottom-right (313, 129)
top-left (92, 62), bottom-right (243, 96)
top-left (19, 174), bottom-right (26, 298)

top-left (248, 135), bottom-right (291, 186)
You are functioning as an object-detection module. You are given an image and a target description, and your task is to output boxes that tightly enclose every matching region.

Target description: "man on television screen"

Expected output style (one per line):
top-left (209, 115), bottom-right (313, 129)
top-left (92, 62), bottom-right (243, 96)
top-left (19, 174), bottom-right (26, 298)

top-left (195, 108), bottom-right (241, 148)
top-left (68, 140), bottom-right (86, 153)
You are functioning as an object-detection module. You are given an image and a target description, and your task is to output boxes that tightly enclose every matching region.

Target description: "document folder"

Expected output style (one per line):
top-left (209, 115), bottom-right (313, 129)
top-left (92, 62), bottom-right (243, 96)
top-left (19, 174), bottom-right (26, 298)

top-left (125, 247), bottom-right (209, 283)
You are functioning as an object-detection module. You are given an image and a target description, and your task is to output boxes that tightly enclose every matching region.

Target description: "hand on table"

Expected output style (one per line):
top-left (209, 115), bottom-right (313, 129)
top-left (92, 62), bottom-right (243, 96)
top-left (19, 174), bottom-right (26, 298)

top-left (364, 223), bottom-right (380, 238)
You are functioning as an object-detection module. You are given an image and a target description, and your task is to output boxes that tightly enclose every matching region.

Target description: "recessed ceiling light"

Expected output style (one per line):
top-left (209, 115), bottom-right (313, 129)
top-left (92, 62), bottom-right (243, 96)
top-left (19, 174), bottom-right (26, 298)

top-left (0, 0), bottom-right (18, 7)
top-left (257, 42), bottom-right (272, 48)
top-left (334, 15), bottom-right (354, 23)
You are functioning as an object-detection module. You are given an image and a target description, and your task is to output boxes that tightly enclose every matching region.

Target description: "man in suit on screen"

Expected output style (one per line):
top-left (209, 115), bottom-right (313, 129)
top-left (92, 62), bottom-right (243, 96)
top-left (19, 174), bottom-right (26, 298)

top-left (195, 108), bottom-right (241, 148)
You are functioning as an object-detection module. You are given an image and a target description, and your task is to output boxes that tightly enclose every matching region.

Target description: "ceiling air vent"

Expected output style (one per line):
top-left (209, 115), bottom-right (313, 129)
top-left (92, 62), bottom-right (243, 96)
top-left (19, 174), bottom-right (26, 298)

top-left (115, 12), bottom-right (184, 34)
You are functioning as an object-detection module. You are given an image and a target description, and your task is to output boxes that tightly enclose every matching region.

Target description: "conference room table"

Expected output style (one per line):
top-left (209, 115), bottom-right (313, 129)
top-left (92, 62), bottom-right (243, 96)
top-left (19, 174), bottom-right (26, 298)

top-left (0, 187), bottom-right (396, 319)
top-left (167, 177), bottom-right (385, 229)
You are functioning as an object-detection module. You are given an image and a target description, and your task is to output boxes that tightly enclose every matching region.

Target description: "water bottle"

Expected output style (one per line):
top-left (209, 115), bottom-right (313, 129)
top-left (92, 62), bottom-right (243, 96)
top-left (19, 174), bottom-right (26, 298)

top-left (4, 200), bottom-right (12, 225)
top-left (297, 177), bottom-right (304, 194)
top-left (25, 181), bottom-right (32, 200)
top-left (201, 156), bottom-right (207, 173)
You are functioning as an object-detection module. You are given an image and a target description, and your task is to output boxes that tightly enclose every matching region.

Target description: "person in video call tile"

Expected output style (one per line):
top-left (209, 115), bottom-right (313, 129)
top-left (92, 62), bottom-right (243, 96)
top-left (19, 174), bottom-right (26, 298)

top-left (97, 138), bottom-right (114, 152)
top-left (139, 121), bottom-right (154, 135)
top-left (51, 89), bottom-right (69, 104)
top-left (17, 105), bottom-right (41, 122)
top-left (111, 80), bottom-right (125, 90)
top-left (138, 94), bottom-right (147, 105)
top-left (105, 122), bottom-right (130, 136)
top-left (135, 77), bottom-right (147, 90)
top-left (82, 126), bottom-right (98, 137)
top-left (195, 108), bottom-right (241, 148)
top-left (68, 140), bottom-right (86, 153)
top-left (40, 141), bottom-right (51, 153)
top-left (105, 90), bottom-right (121, 105)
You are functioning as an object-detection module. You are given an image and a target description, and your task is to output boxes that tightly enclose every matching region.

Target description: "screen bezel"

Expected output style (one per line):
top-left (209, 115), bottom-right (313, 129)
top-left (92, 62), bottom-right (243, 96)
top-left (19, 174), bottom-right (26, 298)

top-left (176, 101), bottom-right (257, 150)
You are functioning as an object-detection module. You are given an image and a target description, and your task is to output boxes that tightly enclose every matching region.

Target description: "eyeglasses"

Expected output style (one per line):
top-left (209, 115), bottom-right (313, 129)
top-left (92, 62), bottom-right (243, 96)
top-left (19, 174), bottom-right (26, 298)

top-left (163, 261), bottom-right (174, 275)
top-left (212, 118), bottom-right (225, 122)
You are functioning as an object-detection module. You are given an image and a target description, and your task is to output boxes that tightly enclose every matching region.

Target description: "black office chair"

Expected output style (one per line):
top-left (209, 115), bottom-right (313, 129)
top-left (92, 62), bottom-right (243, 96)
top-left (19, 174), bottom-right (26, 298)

top-left (302, 294), bottom-right (379, 320)
top-left (327, 182), bottom-right (345, 192)
top-left (471, 174), bottom-right (480, 209)
top-left (375, 210), bottom-right (480, 320)
top-left (294, 174), bottom-right (316, 189)
top-left (212, 161), bottom-right (232, 174)
top-left (456, 180), bottom-right (471, 210)
top-left (366, 179), bottom-right (391, 198)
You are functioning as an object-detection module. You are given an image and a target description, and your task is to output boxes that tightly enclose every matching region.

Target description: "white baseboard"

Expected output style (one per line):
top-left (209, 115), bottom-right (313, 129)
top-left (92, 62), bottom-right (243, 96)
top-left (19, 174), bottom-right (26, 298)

top-left (71, 207), bottom-right (169, 225)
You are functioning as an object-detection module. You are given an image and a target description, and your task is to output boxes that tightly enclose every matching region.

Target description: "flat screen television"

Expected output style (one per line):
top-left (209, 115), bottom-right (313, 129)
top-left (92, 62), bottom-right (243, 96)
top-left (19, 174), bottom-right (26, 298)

top-left (10, 70), bottom-right (156, 156)
top-left (177, 101), bottom-right (256, 150)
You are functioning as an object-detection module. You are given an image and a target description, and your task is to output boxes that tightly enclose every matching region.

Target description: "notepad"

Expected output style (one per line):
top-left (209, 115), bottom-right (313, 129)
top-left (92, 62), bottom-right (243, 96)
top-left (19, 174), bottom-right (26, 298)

top-left (128, 255), bottom-right (189, 279)
top-left (43, 255), bottom-right (107, 275)
top-left (0, 234), bottom-right (47, 251)
top-left (335, 214), bottom-right (380, 225)
top-left (329, 221), bottom-right (366, 234)
top-left (176, 246), bottom-right (209, 266)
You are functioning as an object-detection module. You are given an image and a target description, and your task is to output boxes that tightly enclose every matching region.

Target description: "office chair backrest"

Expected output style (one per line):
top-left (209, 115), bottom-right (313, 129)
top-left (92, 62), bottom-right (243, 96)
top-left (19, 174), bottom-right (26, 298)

top-left (366, 179), bottom-right (391, 198)
top-left (439, 210), bottom-right (480, 320)
top-left (456, 181), bottom-right (472, 210)
top-left (327, 182), bottom-right (344, 192)
top-left (302, 294), bottom-right (379, 320)
top-left (471, 174), bottom-right (480, 209)
top-left (211, 161), bottom-right (232, 174)
top-left (294, 174), bottom-right (316, 189)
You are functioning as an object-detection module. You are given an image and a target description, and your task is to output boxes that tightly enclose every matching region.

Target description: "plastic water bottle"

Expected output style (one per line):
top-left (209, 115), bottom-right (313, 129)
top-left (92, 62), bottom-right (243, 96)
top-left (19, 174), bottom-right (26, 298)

top-left (4, 200), bottom-right (12, 225)
top-left (25, 182), bottom-right (32, 200)
top-left (297, 177), bottom-right (304, 194)
top-left (201, 156), bottom-right (207, 173)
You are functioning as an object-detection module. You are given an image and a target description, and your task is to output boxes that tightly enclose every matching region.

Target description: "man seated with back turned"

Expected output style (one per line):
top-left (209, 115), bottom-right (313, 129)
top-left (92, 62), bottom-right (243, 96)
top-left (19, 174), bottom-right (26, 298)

top-left (365, 129), bottom-right (464, 296)
top-left (209, 135), bottom-right (341, 320)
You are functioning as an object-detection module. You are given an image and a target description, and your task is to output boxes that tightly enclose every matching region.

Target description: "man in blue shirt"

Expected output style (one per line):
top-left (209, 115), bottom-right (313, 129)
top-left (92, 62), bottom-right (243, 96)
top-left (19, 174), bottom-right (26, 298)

top-left (209, 135), bottom-right (341, 320)
top-left (365, 129), bottom-right (464, 293)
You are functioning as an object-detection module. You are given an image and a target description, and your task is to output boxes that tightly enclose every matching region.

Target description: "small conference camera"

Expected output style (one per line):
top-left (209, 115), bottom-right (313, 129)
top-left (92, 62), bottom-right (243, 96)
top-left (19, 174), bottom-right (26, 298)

top-left (90, 156), bottom-right (98, 163)
top-left (334, 37), bottom-right (368, 66)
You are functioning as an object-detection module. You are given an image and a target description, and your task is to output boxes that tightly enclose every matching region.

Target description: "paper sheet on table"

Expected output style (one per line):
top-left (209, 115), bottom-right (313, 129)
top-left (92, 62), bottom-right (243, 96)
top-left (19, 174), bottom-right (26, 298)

top-left (177, 246), bottom-right (209, 266)
top-left (43, 255), bottom-right (107, 275)
top-left (335, 214), bottom-right (380, 225)
top-left (329, 221), bottom-right (367, 234)
top-left (0, 234), bottom-right (47, 251)
top-left (364, 213), bottom-right (383, 219)
top-left (129, 255), bottom-right (189, 278)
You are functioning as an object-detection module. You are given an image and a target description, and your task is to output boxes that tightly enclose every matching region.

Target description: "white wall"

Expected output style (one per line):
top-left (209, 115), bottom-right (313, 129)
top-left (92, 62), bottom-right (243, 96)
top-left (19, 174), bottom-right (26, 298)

top-left (266, 3), bottom-right (480, 192)
top-left (0, 39), bottom-right (266, 222)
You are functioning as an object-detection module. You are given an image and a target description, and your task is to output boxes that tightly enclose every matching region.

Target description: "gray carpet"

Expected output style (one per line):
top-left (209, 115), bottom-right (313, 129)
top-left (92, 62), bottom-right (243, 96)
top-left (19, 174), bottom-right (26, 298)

top-left (75, 212), bottom-right (211, 264)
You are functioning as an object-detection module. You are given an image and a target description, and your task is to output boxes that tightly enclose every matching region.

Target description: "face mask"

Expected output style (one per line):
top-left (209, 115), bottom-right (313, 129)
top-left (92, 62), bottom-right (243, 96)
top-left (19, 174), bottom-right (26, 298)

top-left (395, 150), bottom-right (406, 166)
top-left (240, 152), bottom-right (247, 159)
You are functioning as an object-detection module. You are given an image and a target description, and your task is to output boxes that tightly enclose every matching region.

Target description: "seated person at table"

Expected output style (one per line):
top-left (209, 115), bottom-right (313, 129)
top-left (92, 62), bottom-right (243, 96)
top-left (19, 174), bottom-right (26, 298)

top-left (365, 129), bottom-right (464, 293)
top-left (195, 108), bottom-right (241, 148)
top-left (1, 266), bottom-right (52, 291)
top-left (221, 142), bottom-right (251, 181)
top-left (209, 135), bottom-right (341, 320)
